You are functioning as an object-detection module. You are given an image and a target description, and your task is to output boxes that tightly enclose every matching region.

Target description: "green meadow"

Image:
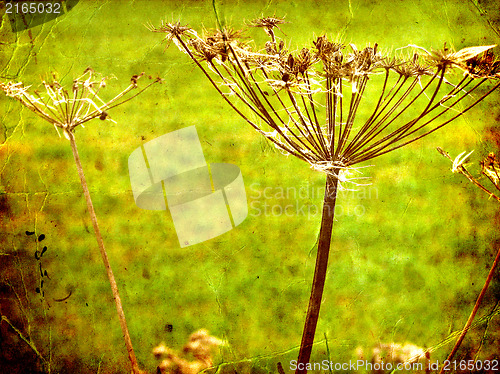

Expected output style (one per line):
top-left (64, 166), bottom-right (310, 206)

top-left (1, 0), bottom-right (500, 373)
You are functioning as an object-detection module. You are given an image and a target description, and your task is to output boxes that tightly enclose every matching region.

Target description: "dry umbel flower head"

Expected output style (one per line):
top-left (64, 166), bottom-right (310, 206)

top-left (150, 16), bottom-right (500, 186)
top-left (0, 68), bottom-right (161, 140)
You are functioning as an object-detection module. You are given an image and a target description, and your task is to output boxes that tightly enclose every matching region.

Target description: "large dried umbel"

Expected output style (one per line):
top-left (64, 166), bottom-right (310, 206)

top-left (150, 17), bottom-right (500, 374)
top-left (149, 18), bottom-right (500, 180)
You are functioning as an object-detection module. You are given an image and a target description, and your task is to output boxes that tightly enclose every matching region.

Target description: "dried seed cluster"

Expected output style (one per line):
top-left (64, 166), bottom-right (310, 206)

top-left (151, 17), bottom-right (500, 180)
top-left (0, 68), bottom-right (161, 139)
top-left (481, 152), bottom-right (500, 189)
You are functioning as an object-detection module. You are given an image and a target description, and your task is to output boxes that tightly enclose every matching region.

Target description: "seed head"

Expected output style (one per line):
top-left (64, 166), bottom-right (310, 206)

top-left (248, 16), bottom-right (287, 40)
top-left (151, 18), bottom-right (500, 183)
top-left (146, 20), bottom-right (193, 40)
top-left (426, 43), bottom-right (497, 70)
top-left (0, 69), bottom-right (158, 138)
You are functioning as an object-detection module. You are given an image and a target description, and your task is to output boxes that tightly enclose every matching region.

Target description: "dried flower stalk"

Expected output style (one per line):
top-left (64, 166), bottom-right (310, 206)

top-left (1, 69), bottom-right (160, 374)
top-left (150, 17), bottom-right (500, 373)
top-left (437, 149), bottom-right (500, 370)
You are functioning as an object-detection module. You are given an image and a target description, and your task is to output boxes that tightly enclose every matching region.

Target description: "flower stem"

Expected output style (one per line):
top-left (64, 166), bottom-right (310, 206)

top-left (439, 245), bottom-right (500, 373)
top-left (439, 243), bottom-right (500, 372)
top-left (296, 173), bottom-right (339, 374)
top-left (67, 131), bottom-right (140, 374)
top-left (435, 159), bottom-right (500, 372)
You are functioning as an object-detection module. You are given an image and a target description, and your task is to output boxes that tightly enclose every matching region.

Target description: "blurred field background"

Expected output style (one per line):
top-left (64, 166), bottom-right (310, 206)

top-left (1, 0), bottom-right (500, 373)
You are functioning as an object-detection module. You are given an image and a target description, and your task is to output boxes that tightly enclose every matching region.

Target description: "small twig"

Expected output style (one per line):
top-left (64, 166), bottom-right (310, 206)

top-left (1, 315), bottom-right (47, 366)
top-left (437, 147), bottom-right (500, 371)
top-left (439, 244), bottom-right (500, 373)
top-left (324, 333), bottom-right (333, 374)
top-left (437, 147), bottom-right (500, 202)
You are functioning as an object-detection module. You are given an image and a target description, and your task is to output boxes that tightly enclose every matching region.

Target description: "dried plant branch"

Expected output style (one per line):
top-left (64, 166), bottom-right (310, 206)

top-left (151, 17), bottom-right (500, 373)
top-left (437, 148), bottom-right (500, 202)
top-left (66, 130), bottom-right (141, 374)
top-left (0, 315), bottom-right (47, 366)
top-left (1, 69), bottom-right (160, 374)
top-left (440, 247), bottom-right (500, 371)
top-left (437, 148), bottom-right (500, 370)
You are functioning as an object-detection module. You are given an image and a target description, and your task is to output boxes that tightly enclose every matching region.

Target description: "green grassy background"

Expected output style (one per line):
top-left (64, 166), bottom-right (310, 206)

top-left (1, 0), bottom-right (500, 373)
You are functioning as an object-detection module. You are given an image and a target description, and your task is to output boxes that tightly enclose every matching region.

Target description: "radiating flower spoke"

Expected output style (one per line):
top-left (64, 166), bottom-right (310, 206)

top-left (150, 18), bottom-right (499, 189)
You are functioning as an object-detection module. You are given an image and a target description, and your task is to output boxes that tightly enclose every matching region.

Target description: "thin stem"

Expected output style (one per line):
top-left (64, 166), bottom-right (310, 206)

top-left (0, 315), bottom-right (47, 367)
top-left (437, 163), bottom-right (500, 371)
top-left (337, 75), bottom-right (368, 156)
top-left (78, 81), bottom-right (156, 128)
top-left (459, 166), bottom-right (500, 203)
top-left (67, 131), bottom-right (140, 374)
top-left (228, 49), bottom-right (322, 161)
top-left (326, 76), bottom-right (334, 152)
top-left (254, 67), bottom-right (321, 158)
top-left (296, 173), bottom-right (339, 374)
top-left (299, 89), bottom-right (329, 159)
top-left (300, 74), bottom-right (327, 158)
top-left (342, 69), bottom-right (390, 157)
top-left (287, 89), bottom-right (328, 159)
top-left (174, 36), bottom-right (305, 159)
top-left (439, 244), bottom-right (500, 373)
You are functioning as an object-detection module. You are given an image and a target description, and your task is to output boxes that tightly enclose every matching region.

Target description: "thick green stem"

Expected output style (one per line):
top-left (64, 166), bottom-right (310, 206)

top-left (296, 173), bottom-right (339, 374)
top-left (67, 131), bottom-right (140, 374)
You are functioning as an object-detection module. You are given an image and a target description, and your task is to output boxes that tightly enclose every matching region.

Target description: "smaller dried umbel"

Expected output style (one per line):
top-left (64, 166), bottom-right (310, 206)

top-left (438, 148), bottom-right (500, 203)
top-left (1, 69), bottom-right (159, 374)
top-left (0, 68), bottom-right (160, 140)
